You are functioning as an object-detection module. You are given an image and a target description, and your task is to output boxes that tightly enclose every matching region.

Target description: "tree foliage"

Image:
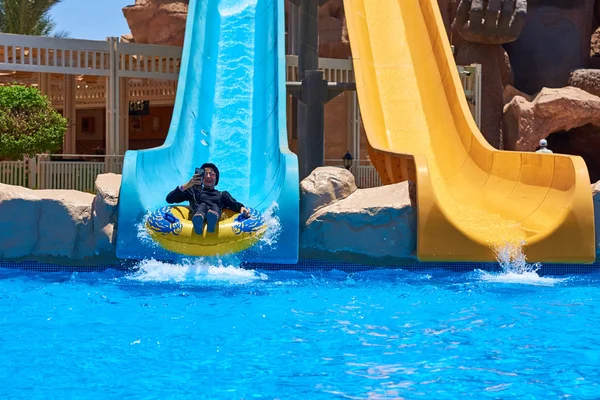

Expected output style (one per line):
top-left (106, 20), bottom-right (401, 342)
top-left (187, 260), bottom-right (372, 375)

top-left (0, 85), bottom-right (67, 160)
top-left (0, 0), bottom-right (69, 37)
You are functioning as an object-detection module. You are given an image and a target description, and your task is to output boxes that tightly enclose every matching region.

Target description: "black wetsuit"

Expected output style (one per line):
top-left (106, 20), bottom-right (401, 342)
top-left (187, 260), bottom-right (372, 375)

top-left (166, 185), bottom-right (245, 220)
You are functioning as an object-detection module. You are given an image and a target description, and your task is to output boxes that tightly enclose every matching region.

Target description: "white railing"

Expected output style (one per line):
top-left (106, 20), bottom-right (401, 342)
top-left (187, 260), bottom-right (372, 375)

top-left (324, 159), bottom-right (383, 189)
top-left (354, 165), bottom-right (383, 188)
top-left (129, 79), bottom-right (178, 101)
top-left (286, 55), bottom-right (355, 83)
top-left (36, 155), bottom-right (124, 192)
top-left (0, 33), bottom-right (111, 75)
top-left (116, 41), bottom-right (181, 80)
top-left (0, 33), bottom-right (182, 80)
top-left (48, 82), bottom-right (107, 107)
top-left (48, 79), bottom-right (178, 108)
top-left (0, 160), bottom-right (28, 187)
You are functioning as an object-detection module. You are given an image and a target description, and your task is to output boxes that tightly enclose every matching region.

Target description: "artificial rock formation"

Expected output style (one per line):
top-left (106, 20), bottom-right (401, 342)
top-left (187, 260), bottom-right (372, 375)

top-left (503, 84), bottom-right (600, 182)
top-left (300, 167), bottom-right (416, 264)
top-left (92, 174), bottom-right (122, 255)
top-left (0, 174), bottom-right (121, 264)
top-left (569, 69), bottom-right (600, 98)
top-left (317, 0), bottom-right (351, 59)
top-left (503, 86), bottom-right (600, 151)
top-left (300, 166), bottom-right (357, 224)
top-left (122, 0), bottom-right (188, 46)
top-left (439, 0), bottom-right (600, 160)
top-left (500, 0), bottom-right (600, 166)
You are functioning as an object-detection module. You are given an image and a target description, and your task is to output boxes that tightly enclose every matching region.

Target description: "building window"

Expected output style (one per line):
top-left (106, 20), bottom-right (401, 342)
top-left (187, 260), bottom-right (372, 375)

top-left (81, 116), bottom-right (95, 134)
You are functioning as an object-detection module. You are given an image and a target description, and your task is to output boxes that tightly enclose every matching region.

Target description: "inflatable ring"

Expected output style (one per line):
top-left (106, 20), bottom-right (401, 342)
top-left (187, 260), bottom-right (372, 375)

top-left (145, 205), bottom-right (267, 257)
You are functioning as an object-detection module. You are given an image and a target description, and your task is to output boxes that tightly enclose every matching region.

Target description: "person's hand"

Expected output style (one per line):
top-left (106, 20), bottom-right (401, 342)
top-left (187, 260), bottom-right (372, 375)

top-left (182, 174), bottom-right (203, 190)
top-left (453, 0), bottom-right (527, 45)
top-left (240, 207), bottom-right (251, 218)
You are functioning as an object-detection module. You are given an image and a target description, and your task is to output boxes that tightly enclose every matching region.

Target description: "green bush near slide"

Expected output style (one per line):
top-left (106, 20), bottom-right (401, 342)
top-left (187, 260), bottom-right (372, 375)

top-left (0, 84), bottom-right (67, 160)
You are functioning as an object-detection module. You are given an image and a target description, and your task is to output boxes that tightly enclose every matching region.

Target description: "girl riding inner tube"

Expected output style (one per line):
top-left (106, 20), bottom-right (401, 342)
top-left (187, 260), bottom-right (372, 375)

top-left (145, 205), bottom-right (267, 256)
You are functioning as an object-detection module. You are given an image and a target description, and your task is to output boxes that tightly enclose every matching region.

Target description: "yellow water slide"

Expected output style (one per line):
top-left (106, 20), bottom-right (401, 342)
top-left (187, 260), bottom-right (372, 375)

top-left (344, 0), bottom-right (596, 263)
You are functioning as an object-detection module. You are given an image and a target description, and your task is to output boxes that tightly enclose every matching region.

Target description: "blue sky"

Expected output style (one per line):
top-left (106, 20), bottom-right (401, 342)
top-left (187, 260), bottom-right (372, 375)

top-left (50, 0), bottom-right (133, 40)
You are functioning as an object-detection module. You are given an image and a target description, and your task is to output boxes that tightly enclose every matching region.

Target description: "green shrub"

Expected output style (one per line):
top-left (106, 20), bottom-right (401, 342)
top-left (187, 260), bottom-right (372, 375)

top-left (0, 84), bottom-right (67, 160)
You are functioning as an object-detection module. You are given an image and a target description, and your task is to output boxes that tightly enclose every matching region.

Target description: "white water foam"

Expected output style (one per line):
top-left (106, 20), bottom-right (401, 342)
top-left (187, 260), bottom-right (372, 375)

top-left (135, 207), bottom-right (167, 260)
top-left (255, 201), bottom-right (281, 250)
top-left (477, 242), bottom-right (565, 286)
top-left (126, 258), bottom-right (267, 284)
top-left (218, 0), bottom-right (257, 16)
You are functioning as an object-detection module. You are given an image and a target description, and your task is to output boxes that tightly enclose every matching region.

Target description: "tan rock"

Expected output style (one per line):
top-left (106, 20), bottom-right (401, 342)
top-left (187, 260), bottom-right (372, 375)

top-left (569, 69), bottom-right (600, 98)
top-left (300, 181), bottom-right (416, 263)
top-left (592, 26), bottom-right (600, 58)
top-left (300, 167), bottom-right (357, 224)
top-left (0, 184), bottom-right (42, 258)
top-left (0, 177), bottom-right (122, 263)
top-left (0, 183), bottom-right (95, 259)
top-left (318, 0), bottom-right (351, 58)
top-left (92, 174), bottom-right (122, 254)
top-left (122, 0), bottom-right (188, 46)
top-left (121, 33), bottom-right (135, 43)
top-left (503, 87), bottom-right (600, 151)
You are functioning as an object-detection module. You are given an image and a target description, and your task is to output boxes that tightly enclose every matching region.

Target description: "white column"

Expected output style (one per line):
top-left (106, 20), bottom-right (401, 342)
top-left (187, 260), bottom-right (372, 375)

top-left (62, 74), bottom-right (77, 154)
top-left (118, 77), bottom-right (129, 155)
top-left (105, 37), bottom-right (119, 155)
top-left (37, 73), bottom-right (52, 98)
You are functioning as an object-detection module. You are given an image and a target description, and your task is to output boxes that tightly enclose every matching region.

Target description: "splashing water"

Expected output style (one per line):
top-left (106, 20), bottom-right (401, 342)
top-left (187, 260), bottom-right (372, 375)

top-left (495, 241), bottom-right (541, 274)
top-left (136, 208), bottom-right (164, 252)
top-left (255, 201), bottom-right (281, 249)
top-left (218, 0), bottom-right (258, 16)
top-left (477, 242), bottom-right (565, 286)
top-left (126, 258), bottom-right (267, 284)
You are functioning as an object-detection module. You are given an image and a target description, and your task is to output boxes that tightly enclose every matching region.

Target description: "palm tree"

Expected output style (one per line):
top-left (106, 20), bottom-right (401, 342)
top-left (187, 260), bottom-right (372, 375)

top-left (0, 0), bottom-right (69, 37)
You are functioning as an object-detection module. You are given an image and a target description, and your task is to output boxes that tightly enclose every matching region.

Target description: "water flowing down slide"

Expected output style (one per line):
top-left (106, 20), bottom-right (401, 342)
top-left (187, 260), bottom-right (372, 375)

top-left (344, 0), bottom-right (595, 263)
top-left (116, 0), bottom-right (299, 263)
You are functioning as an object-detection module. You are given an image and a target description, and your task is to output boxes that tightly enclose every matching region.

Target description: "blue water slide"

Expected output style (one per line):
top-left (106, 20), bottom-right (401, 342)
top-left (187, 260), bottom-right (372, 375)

top-left (116, 0), bottom-right (299, 263)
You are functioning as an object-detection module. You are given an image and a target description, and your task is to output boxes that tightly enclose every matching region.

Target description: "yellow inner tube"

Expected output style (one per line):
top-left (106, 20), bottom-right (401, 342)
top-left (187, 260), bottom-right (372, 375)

top-left (145, 205), bottom-right (267, 257)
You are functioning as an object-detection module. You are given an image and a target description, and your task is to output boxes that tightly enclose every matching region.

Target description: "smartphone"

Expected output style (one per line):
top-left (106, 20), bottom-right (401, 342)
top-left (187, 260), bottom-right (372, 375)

top-left (195, 167), bottom-right (205, 178)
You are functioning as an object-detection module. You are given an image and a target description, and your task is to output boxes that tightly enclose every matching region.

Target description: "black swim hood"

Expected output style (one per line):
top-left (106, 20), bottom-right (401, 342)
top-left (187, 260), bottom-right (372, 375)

top-left (201, 162), bottom-right (219, 185)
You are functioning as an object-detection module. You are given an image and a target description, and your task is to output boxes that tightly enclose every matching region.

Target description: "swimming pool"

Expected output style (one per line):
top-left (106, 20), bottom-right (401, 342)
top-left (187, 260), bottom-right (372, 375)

top-left (1, 259), bottom-right (599, 399)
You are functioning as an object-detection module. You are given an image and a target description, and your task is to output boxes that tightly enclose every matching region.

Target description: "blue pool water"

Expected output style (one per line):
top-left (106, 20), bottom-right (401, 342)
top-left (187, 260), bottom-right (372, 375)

top-left (1, 260), bottom-right (600, 399)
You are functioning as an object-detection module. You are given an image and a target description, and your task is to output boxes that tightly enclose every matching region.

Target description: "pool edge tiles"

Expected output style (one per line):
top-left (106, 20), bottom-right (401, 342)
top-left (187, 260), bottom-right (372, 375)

top-left (244, 259), bottom-right (600, 276)
top-left (1, 258), bottom-right (600, 275)
top-left (0, 259), bottom-right (134, 273)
